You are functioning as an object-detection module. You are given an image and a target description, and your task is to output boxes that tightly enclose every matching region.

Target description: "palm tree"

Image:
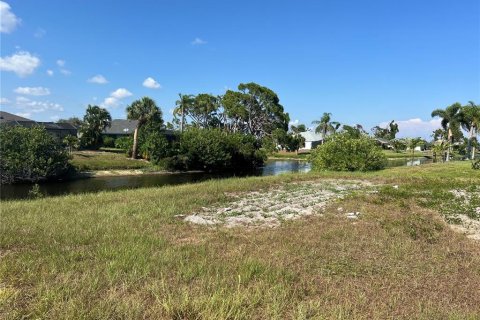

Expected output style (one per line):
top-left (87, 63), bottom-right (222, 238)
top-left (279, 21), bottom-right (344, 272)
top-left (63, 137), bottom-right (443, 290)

top-left (174, 94), bottom-right (194, 132)
top-left (460, 101), bottom-right (480, 160)
top-left (312, 112), bottom-right (339, 142)
top-left (431, 103), bottom-right (462, 161)
top-left (126, 97), bottom-right (162, 159)
top-left (80, 105), bottom-right (112, 149)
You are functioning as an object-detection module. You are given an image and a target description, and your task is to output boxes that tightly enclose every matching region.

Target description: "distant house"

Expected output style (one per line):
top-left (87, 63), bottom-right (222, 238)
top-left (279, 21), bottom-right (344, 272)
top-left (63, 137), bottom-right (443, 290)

top-left (103, 119), bottom-right (176, 141)
top-left (374, 138), bottom-right (394, 149)
top-left (299, 131), bottom-right (323, 150)
top-left (0, 111), bottom-right (77, 140)
top-left (103, 119), bottom-right (139, 137)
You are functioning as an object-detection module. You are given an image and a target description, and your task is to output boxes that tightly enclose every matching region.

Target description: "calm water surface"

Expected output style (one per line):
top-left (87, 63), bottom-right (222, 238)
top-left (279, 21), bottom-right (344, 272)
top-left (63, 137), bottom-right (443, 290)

top-left (0, 158), bottom-right (431, 200)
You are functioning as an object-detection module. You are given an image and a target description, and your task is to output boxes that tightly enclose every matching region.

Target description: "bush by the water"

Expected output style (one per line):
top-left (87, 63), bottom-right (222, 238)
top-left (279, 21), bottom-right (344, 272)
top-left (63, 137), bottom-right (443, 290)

top-left (139, 131), bottom-right (171, 164)
top-left (309, 133), bottom-right (387, 171)
top-left (167, 128), bottom-right (265, 171)
top-left (0, 126), bottom-right (71, 184)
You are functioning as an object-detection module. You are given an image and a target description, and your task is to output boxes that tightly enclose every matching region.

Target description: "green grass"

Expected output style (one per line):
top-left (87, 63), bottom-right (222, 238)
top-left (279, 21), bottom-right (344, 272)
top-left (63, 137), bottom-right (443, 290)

top-left (70, 151), bottom-right (152, 171)
top-left (382, 150), bottom-right (429, 159)
top-left (269, 151), bottom-right (309, 160)
top-left (1, 162), bottom-right (480, 319)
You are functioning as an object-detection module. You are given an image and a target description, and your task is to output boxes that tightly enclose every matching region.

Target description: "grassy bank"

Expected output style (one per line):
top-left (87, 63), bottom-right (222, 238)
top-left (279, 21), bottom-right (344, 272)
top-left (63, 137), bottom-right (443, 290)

top-left (382, 150), bottom-right (429, 159)
top-left (1, 162), bottom-right (479, 319)
top-left (70, 150), bottom-right (153, 171)
top-left (269, 151), bottom-right (309, 160)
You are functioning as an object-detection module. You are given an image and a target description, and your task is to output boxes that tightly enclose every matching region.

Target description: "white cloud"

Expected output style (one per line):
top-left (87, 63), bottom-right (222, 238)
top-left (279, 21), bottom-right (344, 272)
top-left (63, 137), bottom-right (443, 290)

top-left (289, 119), bottom-right (299, 126)
top-left (0, 1), bottom-right (21, 33)
top-left (378, 118), bottom-right (442, 139)
top-left (0, 97), bottom-right (10, 104)
top-left (46, 69), bottom-right (53, 76)
top-left (14, 96), bottom-right (63, 114)
top-left (142, 77), bottom-right (161, 89)
top-left (111, 88), bottom-right (132, 99)
top-left (103, 97), bottom-right (118, 107)
top-left (88, 74), bottom-right (108, 84)
top-left (56, 59), bottom-right (65, 67)
top-left (0, 51), bottom-right (40, 77)
top-left (34, 28), bottom-right (46, 38)
top-left (102, 88), bottom-right (132, 108)
top-left (50, 115), bottom-right (60, 121)
top-left (14, 86), bottom-right (50, 96)
top-left (60, 68), bottom-right (71, 75)
top-left (191, 37), bottom-right (207, 45)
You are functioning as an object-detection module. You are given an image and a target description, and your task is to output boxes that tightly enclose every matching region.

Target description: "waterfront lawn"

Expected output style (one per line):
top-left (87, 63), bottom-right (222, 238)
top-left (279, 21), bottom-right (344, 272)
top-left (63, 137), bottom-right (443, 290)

top-left (382, 149), bottom-right (428, 159)
top-left (70, 150), bottom-right (152, 171)
top-left (1, 162), bottom-right (480, 319)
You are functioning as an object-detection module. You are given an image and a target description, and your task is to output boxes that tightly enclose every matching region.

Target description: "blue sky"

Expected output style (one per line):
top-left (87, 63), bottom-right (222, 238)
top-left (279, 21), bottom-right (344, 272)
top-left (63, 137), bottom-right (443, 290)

top-left (1, 0), bottom-right (479, 138)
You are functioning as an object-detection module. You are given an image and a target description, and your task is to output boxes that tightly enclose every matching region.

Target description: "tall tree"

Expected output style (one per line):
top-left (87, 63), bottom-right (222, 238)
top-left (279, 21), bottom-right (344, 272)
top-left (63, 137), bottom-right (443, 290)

top-left (79, 105), bottom-right (111, 149)
top-left (460, 101), bottom-right (480, 160)
top-left (222, 83), bottom-right (289, 138)
top-left (173, 94), bottom-right (194, 132)
top-left (312, 113), bottom-right (338, 141)
top-left (431, 103), bottom-right (463, 161)
top-left (126, 97), bottom-right (163, 159)
top-left (371, 120), bottom-right (398, 140)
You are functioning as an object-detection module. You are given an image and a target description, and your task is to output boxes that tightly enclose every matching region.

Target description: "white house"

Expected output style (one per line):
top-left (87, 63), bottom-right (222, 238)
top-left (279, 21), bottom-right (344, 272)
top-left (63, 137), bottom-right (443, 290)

top-left (299, 131), bottom-right (323, 150)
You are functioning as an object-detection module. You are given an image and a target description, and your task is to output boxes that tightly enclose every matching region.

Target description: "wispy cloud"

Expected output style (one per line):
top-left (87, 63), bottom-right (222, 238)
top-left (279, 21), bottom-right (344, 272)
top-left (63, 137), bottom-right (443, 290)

top-left (15, 96), bottom-right (63, 114)
top-left (102, 88), bottom-right (132, 108)
top-left (378, 118), bottom-right (442, 139)
top-left (14, 86), bottom-right (50, 96)
top-left (142, 77), bottom-right (161, 89)
top-left (46, 69), bottom-right (53, 76)
top-left (0, 1), bottom-right (21, 33)
top-left (0, 97), bottom-right (11, 105)
top-left (88, 74), bottom-right (108, 84)
top-left (0, 51), bottom-right (40, 77)
top-left (191, 37), bottom-right (207, 45)
top-left (34, 28), bottom-right (46, 38)
top-left (56, 59), bottom-right (65, 67)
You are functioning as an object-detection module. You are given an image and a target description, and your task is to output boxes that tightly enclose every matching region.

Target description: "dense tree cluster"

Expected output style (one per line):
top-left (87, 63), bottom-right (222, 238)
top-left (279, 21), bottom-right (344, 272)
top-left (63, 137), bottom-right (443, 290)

top-left (0, 126), bottom-right (71, 184)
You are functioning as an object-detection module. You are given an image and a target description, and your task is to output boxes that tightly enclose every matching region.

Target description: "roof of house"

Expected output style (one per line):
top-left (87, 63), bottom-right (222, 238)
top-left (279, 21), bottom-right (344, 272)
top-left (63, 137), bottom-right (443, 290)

top-left (103, 119), bottom-right (139, 135)
top-left (0, 111), bottom-right (77, 131)
top-left (0, 111), bottom-right (32, 123)
top-left (299, 131), bottom-right (324, 142)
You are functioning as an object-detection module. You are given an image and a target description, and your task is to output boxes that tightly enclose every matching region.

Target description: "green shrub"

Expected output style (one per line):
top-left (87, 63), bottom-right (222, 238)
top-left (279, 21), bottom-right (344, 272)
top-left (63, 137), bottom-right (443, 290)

top-left (309, 133), bottom-right (387, 171)
top-left (115, 136), bottom-right (133, 155)
top-left (171, 128), bottom-right (265, 171)
top-left (139, 131), bottom-right (171, 164)
top-left (102, 136), bottom-right (115, 148)
top-left (0, 125), bottom-right (71, 184)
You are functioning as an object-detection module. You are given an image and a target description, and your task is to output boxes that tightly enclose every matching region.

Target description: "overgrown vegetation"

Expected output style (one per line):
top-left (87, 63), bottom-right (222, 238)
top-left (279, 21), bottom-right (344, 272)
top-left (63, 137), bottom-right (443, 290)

top-left (167, 128), bottom-right (265, 171)
top-left (0, 126), bottom-right (71, 184)
top-left (310, 132), bottom-right (387, 171)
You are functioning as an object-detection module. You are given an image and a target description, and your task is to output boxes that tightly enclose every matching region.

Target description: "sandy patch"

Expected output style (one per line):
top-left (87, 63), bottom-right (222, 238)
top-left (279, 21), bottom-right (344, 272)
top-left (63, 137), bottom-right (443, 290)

top-left (184, 179), bottom-right (373, 228)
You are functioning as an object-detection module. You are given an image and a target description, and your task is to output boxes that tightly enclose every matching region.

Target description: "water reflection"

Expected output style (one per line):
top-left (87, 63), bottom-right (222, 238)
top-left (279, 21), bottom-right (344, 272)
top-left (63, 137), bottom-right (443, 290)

top-left (0, 158), bottom-right (431, 200)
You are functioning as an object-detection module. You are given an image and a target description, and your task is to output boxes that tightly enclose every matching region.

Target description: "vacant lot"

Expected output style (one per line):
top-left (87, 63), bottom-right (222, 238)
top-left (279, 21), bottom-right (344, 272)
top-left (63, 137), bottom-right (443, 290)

top-left (1, 162), bottom-right (479, 319)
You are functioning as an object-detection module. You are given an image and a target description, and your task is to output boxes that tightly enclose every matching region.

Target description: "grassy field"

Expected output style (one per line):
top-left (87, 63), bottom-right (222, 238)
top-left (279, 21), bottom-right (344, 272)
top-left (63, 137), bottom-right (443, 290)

top-left (382, 150), bottom-right (429, 159)
top-left (1, 162), bottom-right (480, 319)
top-left (70, 151), bottom-right (152, 171)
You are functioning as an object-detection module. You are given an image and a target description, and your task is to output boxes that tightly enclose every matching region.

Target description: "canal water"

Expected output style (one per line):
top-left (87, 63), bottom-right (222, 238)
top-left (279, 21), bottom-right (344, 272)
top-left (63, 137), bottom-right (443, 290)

top-left (0, 158), bottom-right (431, 200)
